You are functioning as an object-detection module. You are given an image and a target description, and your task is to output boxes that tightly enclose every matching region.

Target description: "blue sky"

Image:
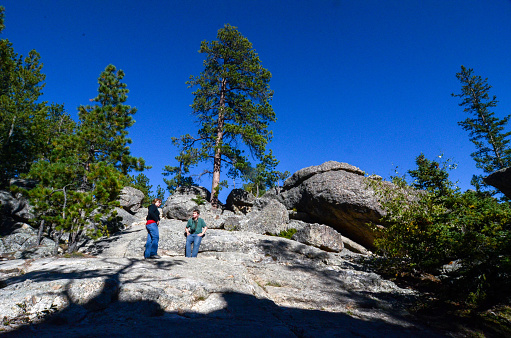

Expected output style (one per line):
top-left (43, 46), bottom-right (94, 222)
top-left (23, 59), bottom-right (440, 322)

top-left (3, 0), bottom-right (511, 202)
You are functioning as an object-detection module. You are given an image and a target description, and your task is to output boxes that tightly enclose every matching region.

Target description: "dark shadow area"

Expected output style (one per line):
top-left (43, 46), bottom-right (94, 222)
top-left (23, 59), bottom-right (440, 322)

top-left (2, 288), bottom-right (444, 337)
top-left (1, 244), bottom-right (447, 337)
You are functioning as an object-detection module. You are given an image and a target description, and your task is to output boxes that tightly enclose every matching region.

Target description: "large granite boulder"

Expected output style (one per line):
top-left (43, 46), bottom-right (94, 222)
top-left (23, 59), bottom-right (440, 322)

top-left (225, 188), bottom-right (256, 214)
top-left (0, 189), bottom-right (33, 225)
top-left (291, 223), bottom-right (344, 253)
top-left (277, 161), bottom-right (384, 248)
top-left (0, 223), bottom-right (55, 260)
top-left (195, 203), bottom-right (235, 229)
top-left (237, 198), bottom-right (289, 235)
top-left (118, 186), bottom-right (145, 213)
top-left (162, 186), bottom-right (211, 220)
top-left (484, 167), bottom-right (511, 198)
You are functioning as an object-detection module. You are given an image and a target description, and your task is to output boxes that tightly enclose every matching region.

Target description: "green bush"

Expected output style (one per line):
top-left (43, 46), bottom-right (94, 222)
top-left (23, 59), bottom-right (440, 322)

top-left (191, 194), bottom-right (206, 205)
top-left (276, 228), bottom-right (297, 239)
top-left (370, 154), bottom-right (511, 308)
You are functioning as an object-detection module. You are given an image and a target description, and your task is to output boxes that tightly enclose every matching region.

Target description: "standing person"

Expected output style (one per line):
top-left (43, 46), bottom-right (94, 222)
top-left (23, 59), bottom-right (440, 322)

top-left (185, 209), bottom-right (207, 257)
top-left (144, 198), bottom-right (162, 259)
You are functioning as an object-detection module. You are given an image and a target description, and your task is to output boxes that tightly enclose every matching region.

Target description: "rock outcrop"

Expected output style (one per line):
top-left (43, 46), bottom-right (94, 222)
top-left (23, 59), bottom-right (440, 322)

top-left (162, 186), bottom-right (211, 220)
top-left (484, 167), bottom-right (511, 198)
top-left (118, 186), bottom-right (145, 213)
top-left (236, 198), bottom-right (289, 235)
top-left (0, 224), bottom-right (55, 260)
top-left (225, 188), bottom-right (256, 214)
top-left (291, 222), bottom-right (344, 252)
top-left (0, 218), bottom-right (443, 337)
top-left (0, 190), bottom-right (33, 226)
top-left (276, 161), bottom-right (383, 248)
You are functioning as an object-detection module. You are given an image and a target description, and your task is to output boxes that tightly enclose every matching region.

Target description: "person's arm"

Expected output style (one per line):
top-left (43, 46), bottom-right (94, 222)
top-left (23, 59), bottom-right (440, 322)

top-left (198, 219), bottom-right (207, 236)
top-left (185, 219), bottom-right (191, 236)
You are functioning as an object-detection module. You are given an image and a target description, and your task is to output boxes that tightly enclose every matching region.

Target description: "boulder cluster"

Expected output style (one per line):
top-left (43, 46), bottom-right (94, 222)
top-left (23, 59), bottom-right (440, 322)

top-left (0, 161), bottom-right (473, 335)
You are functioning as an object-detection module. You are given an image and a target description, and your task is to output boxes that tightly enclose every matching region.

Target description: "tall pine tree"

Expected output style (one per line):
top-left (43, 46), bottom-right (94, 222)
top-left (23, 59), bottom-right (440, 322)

top-left (25, 65), bottom-right (146, 252)
top-left (452, 66), bottom-right (511, 190)
top-left (0, 7), bottom-right (74, 187)
top-left (180, 24), bottom-right (277, 206)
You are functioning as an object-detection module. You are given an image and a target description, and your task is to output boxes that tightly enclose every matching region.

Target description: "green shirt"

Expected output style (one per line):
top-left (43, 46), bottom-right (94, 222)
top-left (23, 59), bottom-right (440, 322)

top-left (186, 217), bottom-right (207, 234)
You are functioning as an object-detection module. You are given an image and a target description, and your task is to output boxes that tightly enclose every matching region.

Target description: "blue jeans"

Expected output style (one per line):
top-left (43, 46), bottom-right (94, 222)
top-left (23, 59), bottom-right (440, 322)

top-left (144, 223), bottom-right (159, 258)
top-left (185, 233), bottom-right (203, 257)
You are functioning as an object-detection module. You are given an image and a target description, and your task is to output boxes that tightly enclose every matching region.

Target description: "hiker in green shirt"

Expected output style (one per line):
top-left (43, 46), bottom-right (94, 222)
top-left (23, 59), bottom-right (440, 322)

top-left (185, 209), bottom-right (207, 257)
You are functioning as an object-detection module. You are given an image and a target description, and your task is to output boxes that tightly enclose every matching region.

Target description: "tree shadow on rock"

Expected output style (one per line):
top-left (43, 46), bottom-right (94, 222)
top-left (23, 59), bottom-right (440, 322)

top-left (4, 290), bottom-right (445, 337)
top-left (1, 249), bottom-right (446, 337)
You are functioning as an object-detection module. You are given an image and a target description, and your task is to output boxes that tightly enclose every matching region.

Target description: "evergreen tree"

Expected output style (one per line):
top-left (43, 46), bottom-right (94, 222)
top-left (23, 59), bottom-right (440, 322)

top-left (0, 6), bottom-right (5, 33)
top-left (241, 152), bottom-right (288, 196)
top-left (128, 173), bottom-right (153, 207)
top-left (371, 153), bottom-right (511, 308)
top-left (75, 64), bottom-right (146, 176)
top-left (408, 153), bottom-right (457, 198)
top-left (452, 66), bottom-right (511, 190)
top-left (153, 185), bottom-right (165, 202)
top-left (0, 7), bottom-right (73, 187)
top-left (0, 35), bottom-right (45, 186)
top-left (182, 24), bottom-right (277, 206)
top-left (23, 65), bottom-right (145, 252)
top-left (162, 135), bottom-right (200, 195)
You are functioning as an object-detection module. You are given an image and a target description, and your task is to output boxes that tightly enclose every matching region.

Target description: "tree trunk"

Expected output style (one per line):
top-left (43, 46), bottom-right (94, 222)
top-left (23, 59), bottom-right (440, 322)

top-left (211, 79), bottom-right (227, 207)
top-left (52, 231), bottom-right (61, 256)
top-left (37, 219), bottom-right (45, 245)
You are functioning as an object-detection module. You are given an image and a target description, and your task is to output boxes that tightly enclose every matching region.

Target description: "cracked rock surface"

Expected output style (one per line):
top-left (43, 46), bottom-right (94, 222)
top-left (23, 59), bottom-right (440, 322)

top-left (0, 219), bottom-right (445, 337)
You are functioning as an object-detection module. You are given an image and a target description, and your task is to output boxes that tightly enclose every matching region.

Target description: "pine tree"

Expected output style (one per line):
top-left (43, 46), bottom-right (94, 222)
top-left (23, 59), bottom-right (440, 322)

top-left (183, 24), bottom-right (277, 206)
top-left (0, 7), bottom-right (74, 187)
top-left (75, 64), bottom-right (146, 176)
top-left (241, 151), bottom-right (287, 196)
top-left (452, 66), bottom-right (511, 190)
top-left (0, 36), bottom-right (45, 186)
top-left (128, 173), bottom-right (154, 207)
top-left (24, 65), bottom-right (146, 252)
top-left (0, 6), bottom-right (5, 33)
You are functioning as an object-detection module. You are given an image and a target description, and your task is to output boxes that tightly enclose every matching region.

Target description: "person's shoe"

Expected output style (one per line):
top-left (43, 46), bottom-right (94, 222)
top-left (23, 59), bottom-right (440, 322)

top-left (149, 255), bottom-right (161, 259)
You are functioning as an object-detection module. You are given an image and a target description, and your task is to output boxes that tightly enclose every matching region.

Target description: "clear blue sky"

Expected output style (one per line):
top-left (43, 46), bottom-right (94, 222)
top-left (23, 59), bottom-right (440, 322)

top-left (3, 1), bottom-right (511, 202)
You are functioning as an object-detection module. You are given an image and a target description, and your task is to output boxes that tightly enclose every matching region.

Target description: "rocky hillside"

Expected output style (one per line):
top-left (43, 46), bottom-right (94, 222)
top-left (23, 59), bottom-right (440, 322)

top-left (1, 218), bottom-right (446, 336)
top-left (0, 162), bottom-right (450, 336)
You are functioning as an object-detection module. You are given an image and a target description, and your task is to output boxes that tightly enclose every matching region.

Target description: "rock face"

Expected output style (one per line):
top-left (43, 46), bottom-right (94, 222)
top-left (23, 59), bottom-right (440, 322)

top-left (0, 224), bottom-right (55, 260)
top-left (291, 223), bottom-right (344, 252)
top-left (484, 167), bottom-right (511, 198)
top-left (276, 161), bottom-right (384, 248)
top-left (162, 186), bottom-right (211, 220)
top-left (118, 186), bottom-right (145, 213)
top-left (0, 218), bottom-right (443, 337)
top-left (238, 198), bottom-right (289, 235)
top-left (225, 188), bottom-right (256, 214)
top-left (0, 190), bottom-right (33, 226)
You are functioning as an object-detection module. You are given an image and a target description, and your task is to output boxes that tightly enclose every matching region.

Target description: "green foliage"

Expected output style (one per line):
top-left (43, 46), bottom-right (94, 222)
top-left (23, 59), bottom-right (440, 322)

top-left (0, 24), bottom-right (74, 187)
top-left (191, 194), bottom-right (206, 206)
top-left (22, 65), bottom-right (145, 252)
top-left (212, 180), bottom-right (228, 202)
top-left (241, 153), bottom-right (289, 196)
top-left (276, 228), bottom-right (297, 239)
top-left (0, 6), bottom-right (5, 33)
top-left (371, 153), bottom-right (511, 307)
top-left (453, 66), bottom-right (511, 190)
top-left (408, 153), bottom-right (457, 197)
top-left (127, 173), bottom-right (153, 207)
top-left (73, 64), bottom-right (147, 175)
top-left (162, 135), bottom-right (199, 194)
top-left (180, 24), bottom-right (278, 206)
top-left (154, 185), bottom-right (165, 202)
